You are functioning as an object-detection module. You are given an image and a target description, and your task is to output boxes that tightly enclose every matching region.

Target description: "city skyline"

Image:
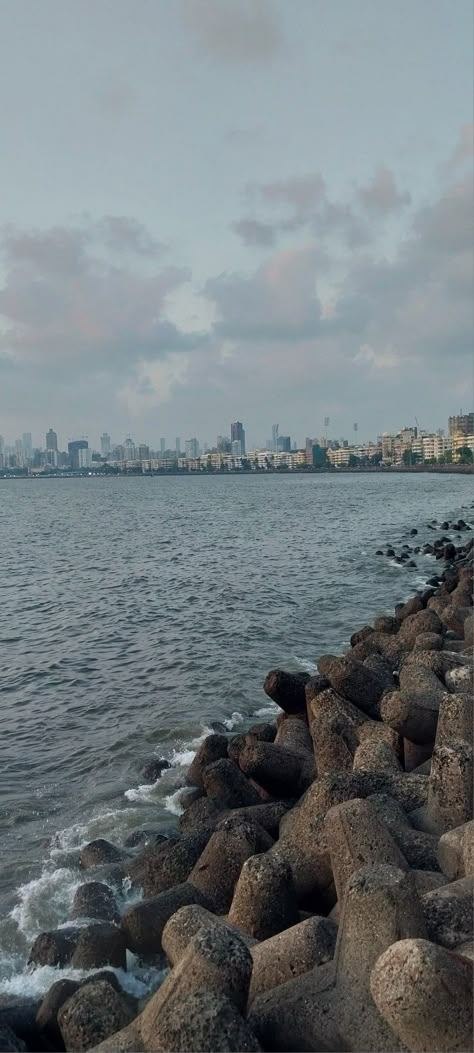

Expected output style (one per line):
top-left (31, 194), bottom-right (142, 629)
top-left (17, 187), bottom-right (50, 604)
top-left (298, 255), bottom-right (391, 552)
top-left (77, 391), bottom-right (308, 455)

top-left (0, 2), bottom-right (472, 442)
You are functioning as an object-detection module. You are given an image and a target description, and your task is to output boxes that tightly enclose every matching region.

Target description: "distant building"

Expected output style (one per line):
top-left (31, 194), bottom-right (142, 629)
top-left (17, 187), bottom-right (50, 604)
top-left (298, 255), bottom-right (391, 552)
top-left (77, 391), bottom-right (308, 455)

top-left (217, 436), bottom-right (232, 453)
top-left (185, 438), bottom-right (200, 459)
top-left (175, 437), bottom-right (181, 454)
top-left (100, 433), bottom-right (111, 456)
top-left (277, 435), bottom-right (291, 452)
top-left (449, 413), bottom-right (474, 437)
top-left (231, 422), bottom-right (246, 454)
top-left (78, 447), bottom-right (93, 469)
top-left (160, 437), bottom-right (166, 455)
top-left (231, 439), bottom-right (242, 456)
top-left (271, 424), bottom-right (279, 452)
top-left (68, 440), bottom-right (88, 470)
top-left (138, 444), bottom-right (150, 460)
top-left (0, 435), bottom-right (4, 467)
top-left (22, 433), bottom-right (33, 462)
top-left (46, 428), bottom-right (58, 452)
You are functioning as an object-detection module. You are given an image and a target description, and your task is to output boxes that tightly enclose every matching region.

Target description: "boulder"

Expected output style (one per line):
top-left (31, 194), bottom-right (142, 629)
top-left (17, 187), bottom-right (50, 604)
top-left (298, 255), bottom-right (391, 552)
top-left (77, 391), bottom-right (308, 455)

top-left (370, 938), bottom-right (473, 1053)
top-left (228, 853), bottom-right (298, 941)
top-left (238, 740), bottom-right (315, 798)
top-left (71, 922), bottom-right (127, 970)
top-left (141, 757), bottom-right (171, 783)
top-left (203, 758), bottom-right (262, 808)
top-left (58, 980), bottom-right (135, 1052)
top-left (121, 882), bottom-right (207, 957)
top-left (141, 989), bottom-right (261, 1052)
top-left (28, 927), bottom-right (80, 968)
top-left (69, 882), bottom-right (120, 924)
top-left (80, 839), bottom-right (124, 869)
top-left (246, 722), bottom-right (276, 742)
top-left (263, 670), bottom-right (309, 715)
top-left (186, 735), bottom-right (229, 789)
top-left (413, 632), bottom-right (443, 651)
top-left (189, 816), bottom-right (271, 914)
top-left (0, 1026), bottom-right (26, 1052)
top-left (317, 656), bottom-right (386, 717)
top-left (274, 716), bottom-right (313, 755)
top-left (179, 797), bottom-right (223, 834)
top-left (142, 830), bottom-right (211, 896)
top-left (373, 615), bottom-right (399, 634)
top-left (350, 626), bottom-right (375, 647)
top-left (396, 596), bottom-right (423, 621)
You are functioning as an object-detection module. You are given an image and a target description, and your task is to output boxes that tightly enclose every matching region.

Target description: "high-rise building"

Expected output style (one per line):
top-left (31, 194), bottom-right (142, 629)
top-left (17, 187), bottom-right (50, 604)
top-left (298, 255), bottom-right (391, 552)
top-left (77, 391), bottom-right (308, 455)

top-left (271, 424), bottom-right (279, 452)
top-left (231, 422), bottom-right (246, 454)
top-left (185, 438), bottom-right (200, 459)
top-left (138, 444), bottom-right (150, 460)
top-left (0, 435), bottom-right (4, 467)
top-left (68, 440), bottom-right (88, 470)
top-left (78, 447), bottom-right (92, 469)
top-left (448, 413), bottom-right (474, 437)
top-left (217, 436), bottom-right (232, 453)
top-left (22, 433), bottom-right (33, 462)
top-left (277, 435), bottom-right (291, 452)
top-left (175, 437), bottom-right (181, 454)
top-left (100, 432), bottom-right (111, 456)
top-left (231, 439), bottom-right (242, 456)
top-left (46, 428), bottom-right (58, 452)
top-left (160, 437), bottom-right (166, 455)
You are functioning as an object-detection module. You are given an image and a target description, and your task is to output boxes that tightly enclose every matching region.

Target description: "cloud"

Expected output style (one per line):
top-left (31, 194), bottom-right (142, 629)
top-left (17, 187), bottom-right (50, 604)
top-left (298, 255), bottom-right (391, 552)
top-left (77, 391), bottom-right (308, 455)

top-left (0, 219), bottom-right (207, 385)
top-left (442, 122), bottom-right (474, 173)
top-left (246, 174), bottom-right (326, 219)
top-left (230, 218), bottom-right (276, 247)
top-left (204, 245), bottom-right (323, 342)
top-left (357, 166), bottom-right (411, 214)
top-left (180, 0), bottom-right (282, 63)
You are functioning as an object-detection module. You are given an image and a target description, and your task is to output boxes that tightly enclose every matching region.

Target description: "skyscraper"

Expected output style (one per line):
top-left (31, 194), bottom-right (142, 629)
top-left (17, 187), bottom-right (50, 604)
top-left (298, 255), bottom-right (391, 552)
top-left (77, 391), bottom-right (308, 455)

top-left (46, 428), bottom-right (58, 452)
top-left (68, 440), bottom-right (88, 470)
top-left (185, 438), bottom-right (200, 459)
top-left (231, 422), bottom-right (246, 455)
top-left (271, 424), bottom-right (279, 452)
top-left (22, 433), bottom-right (33, 462)
top-left (100, 433), bottom-right (111, 456)
top-left (160, 437), bottom-right (166, 455)
top-left (176, 437), bottom-right (181, 455)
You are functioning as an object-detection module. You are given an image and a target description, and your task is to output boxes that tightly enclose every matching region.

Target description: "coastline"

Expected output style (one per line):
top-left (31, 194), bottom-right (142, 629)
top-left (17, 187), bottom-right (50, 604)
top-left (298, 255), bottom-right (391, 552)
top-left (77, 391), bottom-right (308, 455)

top-left (1, 463), bottom-right (473, 480)
top-left (1, 510), bottom-right (473, 1052)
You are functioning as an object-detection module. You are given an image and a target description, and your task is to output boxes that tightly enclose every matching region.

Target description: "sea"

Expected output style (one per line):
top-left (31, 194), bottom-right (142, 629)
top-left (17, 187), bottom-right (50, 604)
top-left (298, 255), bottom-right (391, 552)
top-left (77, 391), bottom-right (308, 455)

top-left (0, 471), bottom-right (472, 997)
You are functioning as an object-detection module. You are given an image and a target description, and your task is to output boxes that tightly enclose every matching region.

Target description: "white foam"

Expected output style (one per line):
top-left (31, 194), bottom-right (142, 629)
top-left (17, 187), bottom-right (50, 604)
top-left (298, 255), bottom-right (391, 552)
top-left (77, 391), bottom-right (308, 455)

top-left (293, 657), bottom-right (318, 674)
top-left (124, 782), bottom-right (160, 804)
top-left (10, 867), bottom-right (81, 943)
top-left (163, 788), bottom-right (187, 816)
top-left (222, 711), bottom-right (244, 730)
top-left (255, 703), bottom-right (279, 718)
top-left (169, 726), bottom-right (213, 768)
top-left (51, 808), bottom-right (140, 855)
top-left (0, 962), bottom-right (163, 999)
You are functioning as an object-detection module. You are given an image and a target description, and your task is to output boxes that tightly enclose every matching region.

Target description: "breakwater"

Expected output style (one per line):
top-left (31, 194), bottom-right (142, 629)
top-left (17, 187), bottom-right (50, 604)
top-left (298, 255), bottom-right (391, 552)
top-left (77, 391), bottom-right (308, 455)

top-left (1, 510), bottom-right (473, 1052)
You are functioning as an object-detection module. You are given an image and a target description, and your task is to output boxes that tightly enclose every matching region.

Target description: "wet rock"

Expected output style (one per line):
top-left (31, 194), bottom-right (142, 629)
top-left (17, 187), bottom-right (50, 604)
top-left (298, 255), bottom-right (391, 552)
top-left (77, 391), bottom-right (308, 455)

top-left (0, 998), bottom-right (42, 1052)
top-left (410, 528), bottom-right (418, 536)
top-left (396, 595), bottom-right (423, 621)
top-left (58, 980), bottom-right (135, 1053)
top-left (373, 615), bottom-right (399, 634)
top-left (370, 938), bottom-right (473, 1053)
top-left (141, 757), bottom-right (171, 783)
top-left (80, 839), bottom-right (124, 869)
top-left (413, 631), bottom-right (443, 651)
top-left (262, 669), bottom-right (309, 715)
top-left (71, 922), bottom-right (127, 970)
top-left (36, 980), bottom-right (81, 1048)
top-left (246, 722), bottom-right (276, 742)
top-left (125, 834), bottom-right (180, 887)
top-left (238, 738), bottom-right (315, 798)
top-left (350, 625), bottom-right (375, 647)
top-left (203, 757), bottom-right (262, 808)
top-left (0, 1026), bottom-right (26, 1052)
top-left (28, 928), bottom-right (80, 968)
top-left (70, 882), bottom-right (120, 924)
top-left (186, 735), bottom-right (229, 789)
top-left (143, 829), bottom-right (211, 896)
top-left (124, 829), bottom-right (168, 849)
top-left (121, 882), bottom-right (207, 957)
top-left (178, 796), bottom-right (225, 834)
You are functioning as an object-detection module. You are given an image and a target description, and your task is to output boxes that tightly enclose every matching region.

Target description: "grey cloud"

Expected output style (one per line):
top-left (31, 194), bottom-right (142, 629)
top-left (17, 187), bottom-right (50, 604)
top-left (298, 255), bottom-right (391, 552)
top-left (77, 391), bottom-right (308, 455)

top-left (0, 220), bottom-right (205, 374)
top-left (204, 246), bottom-right (322, 342)
top-left (95, 216), bottom-right (168, 257)
top-left (357, 166), bottom-right (411, 214)
top-left (230, 218), bottom-right (276, 247)
top-left (181, 0), bottom-right (282, 63)
top-left (246, 174), bottom-right (326, 219)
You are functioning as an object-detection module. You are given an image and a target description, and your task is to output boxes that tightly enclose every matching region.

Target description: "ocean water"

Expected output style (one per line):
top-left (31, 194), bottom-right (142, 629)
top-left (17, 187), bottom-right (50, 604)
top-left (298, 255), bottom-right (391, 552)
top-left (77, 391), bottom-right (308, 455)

top-left (0, 471), bottom-right (472, 995)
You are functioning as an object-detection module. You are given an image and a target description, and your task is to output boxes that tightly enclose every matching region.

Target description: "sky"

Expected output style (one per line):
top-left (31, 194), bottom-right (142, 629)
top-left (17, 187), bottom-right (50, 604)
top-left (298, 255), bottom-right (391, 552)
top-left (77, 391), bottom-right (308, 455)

top-left (0, 0), bottom-right (472, 450)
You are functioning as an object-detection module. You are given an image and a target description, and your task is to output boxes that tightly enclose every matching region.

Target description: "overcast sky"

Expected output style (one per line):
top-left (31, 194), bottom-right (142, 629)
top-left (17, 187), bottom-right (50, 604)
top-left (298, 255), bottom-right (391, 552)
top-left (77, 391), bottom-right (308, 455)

top-left (0, 0), bottom-right (472, 449)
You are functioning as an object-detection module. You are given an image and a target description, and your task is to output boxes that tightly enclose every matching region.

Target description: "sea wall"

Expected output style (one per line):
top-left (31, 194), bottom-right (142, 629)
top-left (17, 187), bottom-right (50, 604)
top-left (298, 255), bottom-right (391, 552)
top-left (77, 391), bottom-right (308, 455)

top-left (1, 517), bottom-right (473, 1053)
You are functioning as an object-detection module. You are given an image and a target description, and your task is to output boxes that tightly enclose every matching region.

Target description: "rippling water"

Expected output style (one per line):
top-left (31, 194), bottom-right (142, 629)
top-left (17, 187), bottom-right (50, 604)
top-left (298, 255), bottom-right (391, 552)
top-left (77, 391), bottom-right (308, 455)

top-left (1, 471), bottom-right (472, 994)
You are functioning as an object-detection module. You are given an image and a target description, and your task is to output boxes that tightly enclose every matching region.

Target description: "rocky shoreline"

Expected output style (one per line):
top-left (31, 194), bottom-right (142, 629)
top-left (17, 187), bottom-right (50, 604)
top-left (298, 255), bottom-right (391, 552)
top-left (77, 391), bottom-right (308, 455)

top-left (1, 516), bottom-right (473, 1053)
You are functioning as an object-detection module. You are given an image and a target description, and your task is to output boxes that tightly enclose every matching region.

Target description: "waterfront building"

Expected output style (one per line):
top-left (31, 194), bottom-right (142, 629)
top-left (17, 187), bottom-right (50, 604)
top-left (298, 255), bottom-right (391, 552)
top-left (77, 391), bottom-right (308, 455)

top-left (68, 440), bottom-right (88, 470)
top-left (448, 413), bottom-right (474, 437)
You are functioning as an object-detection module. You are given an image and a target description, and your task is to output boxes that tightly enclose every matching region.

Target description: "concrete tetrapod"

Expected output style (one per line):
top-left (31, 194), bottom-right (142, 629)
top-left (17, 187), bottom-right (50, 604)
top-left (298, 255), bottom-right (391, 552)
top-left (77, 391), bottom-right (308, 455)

top-left (249, 864), bottom-right (427, 1052)
top-left (370, 938), bottom-right (473, 1052)
top-left (139, 924), bottom-right (254, 1049)
top-left (324, 797), bottom-right (408, 902)
top-left (411, 740), bottom-right (473, 834)
top-left (227, 852), bottom-right (299, 941)
top-left (249, 915), bottom-right (337, 1002)
top-left (162, 905), bottom-right (258, 967)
